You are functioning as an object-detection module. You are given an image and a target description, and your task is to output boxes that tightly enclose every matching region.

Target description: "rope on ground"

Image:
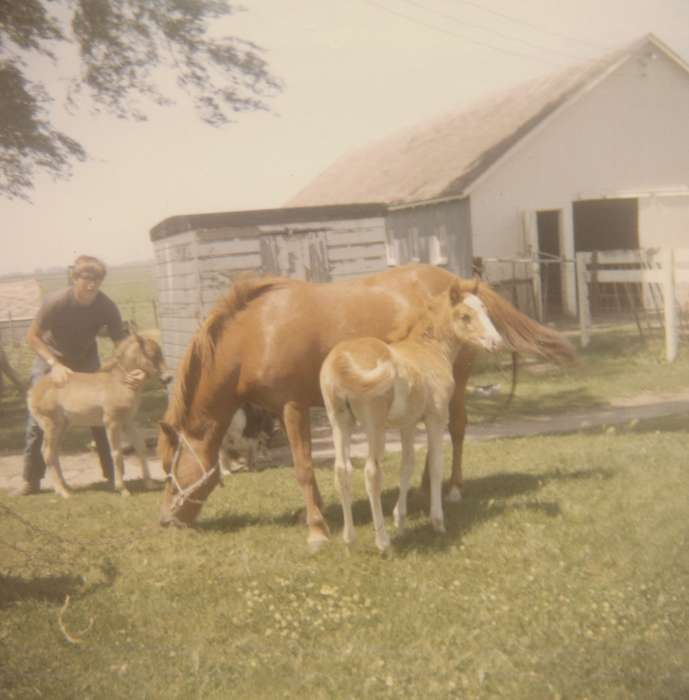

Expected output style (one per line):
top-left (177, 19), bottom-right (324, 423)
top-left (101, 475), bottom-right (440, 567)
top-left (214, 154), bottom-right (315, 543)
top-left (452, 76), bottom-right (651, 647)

top-left (58, 594), bottom-right (94, 645)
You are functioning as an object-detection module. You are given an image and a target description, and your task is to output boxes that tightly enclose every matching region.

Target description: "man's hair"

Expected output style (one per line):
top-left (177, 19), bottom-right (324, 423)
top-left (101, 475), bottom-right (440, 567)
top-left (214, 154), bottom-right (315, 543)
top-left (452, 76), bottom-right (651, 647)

top-left (71, 255), bottom-right (107, 282)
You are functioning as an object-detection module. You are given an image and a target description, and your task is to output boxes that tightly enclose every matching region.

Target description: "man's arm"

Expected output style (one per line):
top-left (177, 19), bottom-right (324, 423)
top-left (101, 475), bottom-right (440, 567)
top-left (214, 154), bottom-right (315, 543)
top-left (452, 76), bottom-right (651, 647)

top-left (26, 318), bottom-right (72, 386)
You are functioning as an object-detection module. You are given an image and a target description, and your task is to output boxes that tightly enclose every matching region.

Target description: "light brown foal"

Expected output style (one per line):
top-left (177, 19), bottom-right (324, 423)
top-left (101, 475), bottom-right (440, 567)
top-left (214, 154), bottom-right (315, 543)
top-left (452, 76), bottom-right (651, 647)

top-left (29, 334), bottom-right (172, 497)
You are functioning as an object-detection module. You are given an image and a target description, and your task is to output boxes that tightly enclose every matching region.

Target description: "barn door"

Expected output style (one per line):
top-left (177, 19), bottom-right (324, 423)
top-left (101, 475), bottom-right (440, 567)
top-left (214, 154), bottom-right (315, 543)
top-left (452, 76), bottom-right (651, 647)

top-left (260, 230), bottom-right (331, 282)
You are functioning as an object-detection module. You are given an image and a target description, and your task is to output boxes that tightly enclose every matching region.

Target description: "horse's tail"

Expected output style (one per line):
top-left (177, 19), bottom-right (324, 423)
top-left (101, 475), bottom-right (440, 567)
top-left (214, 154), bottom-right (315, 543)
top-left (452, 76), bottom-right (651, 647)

top-left (470, 281), bottom-right (576, 363)
top-left (321, 347), bottom-right (396, 403)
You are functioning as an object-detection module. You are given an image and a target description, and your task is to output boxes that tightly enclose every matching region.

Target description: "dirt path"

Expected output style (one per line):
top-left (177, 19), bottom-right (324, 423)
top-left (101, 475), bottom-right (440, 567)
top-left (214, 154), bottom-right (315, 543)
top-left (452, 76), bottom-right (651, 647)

top-left (2, 388), bottom-right (689, 495)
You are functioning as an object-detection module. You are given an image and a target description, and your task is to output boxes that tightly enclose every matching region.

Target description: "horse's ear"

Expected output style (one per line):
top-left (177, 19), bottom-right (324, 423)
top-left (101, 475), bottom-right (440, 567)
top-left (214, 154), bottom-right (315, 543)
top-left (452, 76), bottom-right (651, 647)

top-left (159, 421), bottom-right (178, 447)
top-left (449, 283), bottom-right (463, 306)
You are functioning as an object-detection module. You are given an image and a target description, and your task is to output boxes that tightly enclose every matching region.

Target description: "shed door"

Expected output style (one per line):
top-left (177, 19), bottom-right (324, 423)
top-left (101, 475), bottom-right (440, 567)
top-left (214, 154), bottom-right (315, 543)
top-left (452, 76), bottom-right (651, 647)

top-left (260, 230), bottom-right (331, 282)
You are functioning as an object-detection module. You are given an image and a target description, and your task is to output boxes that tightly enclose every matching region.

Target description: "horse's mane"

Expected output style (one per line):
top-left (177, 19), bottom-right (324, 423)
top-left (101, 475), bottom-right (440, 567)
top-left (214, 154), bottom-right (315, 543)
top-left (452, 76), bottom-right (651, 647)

top-left (165, 274), bottom-right (289, 428)
top-left (99, 334), bottom-right (135, 372)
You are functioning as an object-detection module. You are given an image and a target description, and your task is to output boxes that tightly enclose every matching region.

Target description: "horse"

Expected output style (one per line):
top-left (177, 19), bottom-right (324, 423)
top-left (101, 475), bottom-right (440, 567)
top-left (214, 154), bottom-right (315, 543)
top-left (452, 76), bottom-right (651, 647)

top-left (29, 334), bottom-right (173, 497)
top-left (157, 263), bottom-right (575, 548)
top-left (320, 282), bottom-right (502, 552)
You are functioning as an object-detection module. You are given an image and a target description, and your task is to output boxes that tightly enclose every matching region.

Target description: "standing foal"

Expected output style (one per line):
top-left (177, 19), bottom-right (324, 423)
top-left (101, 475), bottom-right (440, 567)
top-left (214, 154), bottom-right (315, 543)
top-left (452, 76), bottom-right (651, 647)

top-left (320, 283), bottom-right (502, 552)
top-left (29, 335), bottom-right (172, 497)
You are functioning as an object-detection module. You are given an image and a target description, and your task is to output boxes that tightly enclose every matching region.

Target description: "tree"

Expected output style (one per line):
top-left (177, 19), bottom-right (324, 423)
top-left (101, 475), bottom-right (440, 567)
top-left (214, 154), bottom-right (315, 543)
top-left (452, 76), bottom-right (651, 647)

top-left (0, 0), bottom-right (282, 200)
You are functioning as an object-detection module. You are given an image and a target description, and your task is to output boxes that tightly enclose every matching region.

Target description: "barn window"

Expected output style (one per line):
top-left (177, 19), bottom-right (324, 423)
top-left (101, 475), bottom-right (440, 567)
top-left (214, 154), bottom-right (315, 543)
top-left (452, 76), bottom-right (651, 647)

top-left (429, 224), bottom-right (449, 265)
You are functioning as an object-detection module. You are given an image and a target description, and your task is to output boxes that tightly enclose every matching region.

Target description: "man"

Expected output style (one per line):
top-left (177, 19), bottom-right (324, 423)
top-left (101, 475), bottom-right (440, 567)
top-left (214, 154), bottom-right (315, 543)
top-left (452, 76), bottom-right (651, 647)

top-left (17, 255), bottom-right (136, 495)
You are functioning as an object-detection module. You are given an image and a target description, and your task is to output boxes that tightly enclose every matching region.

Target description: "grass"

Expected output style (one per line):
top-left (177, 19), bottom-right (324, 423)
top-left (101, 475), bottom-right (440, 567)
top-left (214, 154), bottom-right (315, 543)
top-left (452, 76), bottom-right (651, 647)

top-left (2, 414), bottom-right (688, 698)
top-left (466, 325), bottom-right (689, 422)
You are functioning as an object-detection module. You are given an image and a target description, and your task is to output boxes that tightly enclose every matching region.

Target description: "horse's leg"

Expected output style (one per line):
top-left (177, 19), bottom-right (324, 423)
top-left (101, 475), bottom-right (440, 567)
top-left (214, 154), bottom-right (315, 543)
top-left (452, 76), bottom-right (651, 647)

top-left (446, 360), bottom-right (471, 503)
top-left (42, 418), bottom-right (71, 498)
top-left (283, 401), bottom-right (330, 551)
top-left (420, 360), bottom-right (471, 503)
top-left (393, 425), bottom-right (416, 532)
top-left (105, 420), bottom-right (128, 496)
top-left (124, 419), bottom-right (153, 490)
top-left (362, 408), bottom-right (390, 553)
top-left (330, 405), bottom-right (356, 545)
top-left (425, 416), bottom-right (447, 534)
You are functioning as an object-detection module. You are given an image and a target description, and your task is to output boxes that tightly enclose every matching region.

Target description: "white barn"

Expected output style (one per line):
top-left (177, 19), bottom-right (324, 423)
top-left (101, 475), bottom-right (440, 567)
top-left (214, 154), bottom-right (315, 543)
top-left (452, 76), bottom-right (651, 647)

top-left (288, 34), bottom-right (689, 317)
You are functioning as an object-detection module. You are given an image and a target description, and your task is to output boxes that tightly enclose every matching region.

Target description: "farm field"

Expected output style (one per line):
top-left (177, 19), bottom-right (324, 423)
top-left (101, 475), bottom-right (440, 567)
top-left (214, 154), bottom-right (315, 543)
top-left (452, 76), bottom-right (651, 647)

top-left (1, 412), bottom-right (688, 699)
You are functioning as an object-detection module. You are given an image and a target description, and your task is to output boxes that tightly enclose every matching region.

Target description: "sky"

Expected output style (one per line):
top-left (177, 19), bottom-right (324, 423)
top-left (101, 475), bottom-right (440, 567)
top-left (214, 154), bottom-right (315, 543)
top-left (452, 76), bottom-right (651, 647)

top-left (3, 0), bottom-right (689, 276)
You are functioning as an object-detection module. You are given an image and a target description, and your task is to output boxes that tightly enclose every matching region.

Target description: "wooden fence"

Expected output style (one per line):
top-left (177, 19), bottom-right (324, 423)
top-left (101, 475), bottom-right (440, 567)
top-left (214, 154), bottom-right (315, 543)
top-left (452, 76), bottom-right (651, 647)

top-left (576, 248), bottom-right (689, 362)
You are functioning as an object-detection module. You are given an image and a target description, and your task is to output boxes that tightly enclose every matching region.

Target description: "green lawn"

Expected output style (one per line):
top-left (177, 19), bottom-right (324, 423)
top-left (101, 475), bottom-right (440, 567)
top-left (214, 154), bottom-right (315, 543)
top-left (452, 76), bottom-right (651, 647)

top-left (2, 414), bottom-right (688, 699)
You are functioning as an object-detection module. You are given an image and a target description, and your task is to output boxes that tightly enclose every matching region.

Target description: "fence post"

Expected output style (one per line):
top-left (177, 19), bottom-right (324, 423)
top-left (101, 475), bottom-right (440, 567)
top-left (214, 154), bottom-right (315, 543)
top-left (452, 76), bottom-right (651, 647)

top-left (576, 252), bottom-right (591, 348)
top-left (662, 247), bottom-right (678, 362)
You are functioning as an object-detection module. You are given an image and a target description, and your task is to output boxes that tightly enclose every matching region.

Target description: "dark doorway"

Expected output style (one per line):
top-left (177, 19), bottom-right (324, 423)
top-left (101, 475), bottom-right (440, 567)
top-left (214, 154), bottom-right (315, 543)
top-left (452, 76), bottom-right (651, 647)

top-left (537, 210), bottom-right (562, 317)
top-left (573, 198), bottom-right (639, 252)
top-left (573, 198), bottom-right (640, 314)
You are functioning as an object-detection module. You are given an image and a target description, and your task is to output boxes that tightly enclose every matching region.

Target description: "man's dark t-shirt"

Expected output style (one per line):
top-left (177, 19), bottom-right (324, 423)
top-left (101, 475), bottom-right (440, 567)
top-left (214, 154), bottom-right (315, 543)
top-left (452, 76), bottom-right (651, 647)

top-left (35, 288), bottom-right (126, 369)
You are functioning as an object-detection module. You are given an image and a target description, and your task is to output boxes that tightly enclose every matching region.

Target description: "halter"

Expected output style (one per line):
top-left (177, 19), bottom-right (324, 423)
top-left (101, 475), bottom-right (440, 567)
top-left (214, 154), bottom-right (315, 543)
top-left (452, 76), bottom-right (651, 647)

top-left (166, 430), bottom-right (221, 513)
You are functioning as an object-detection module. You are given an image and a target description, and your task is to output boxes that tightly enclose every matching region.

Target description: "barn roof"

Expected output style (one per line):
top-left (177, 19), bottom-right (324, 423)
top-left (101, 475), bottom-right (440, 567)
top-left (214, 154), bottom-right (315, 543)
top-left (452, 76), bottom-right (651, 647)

top-left (150, 202), bottom-right (387, 241)
top-left (287, 34), bottom-right (687, 208)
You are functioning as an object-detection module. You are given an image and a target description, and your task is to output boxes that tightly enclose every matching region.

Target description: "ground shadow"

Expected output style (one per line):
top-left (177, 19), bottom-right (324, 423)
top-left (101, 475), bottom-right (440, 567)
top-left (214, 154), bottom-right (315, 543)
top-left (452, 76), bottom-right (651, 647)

top-left (0, 573), bottom-right (83, 608)
top-left (198, 465), bottom-right (614, 544)
top-left (197, 512), bottom-right (264, 533)
top-left (77, 478), bottom-right (166, 495)
top-left (0, 559), bottom-right (118, 608)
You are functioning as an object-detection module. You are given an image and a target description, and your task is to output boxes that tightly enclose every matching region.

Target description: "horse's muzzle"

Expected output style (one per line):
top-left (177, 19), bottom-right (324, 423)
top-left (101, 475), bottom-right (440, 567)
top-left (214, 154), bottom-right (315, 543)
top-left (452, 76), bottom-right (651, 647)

top-left (159, 511), bottom-right (188, 528)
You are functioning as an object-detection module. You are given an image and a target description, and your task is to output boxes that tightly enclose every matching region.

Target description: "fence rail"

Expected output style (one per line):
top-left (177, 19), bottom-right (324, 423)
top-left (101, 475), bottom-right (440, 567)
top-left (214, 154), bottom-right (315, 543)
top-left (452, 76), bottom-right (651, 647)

top-left (577, 248), bottom-right (689, 362)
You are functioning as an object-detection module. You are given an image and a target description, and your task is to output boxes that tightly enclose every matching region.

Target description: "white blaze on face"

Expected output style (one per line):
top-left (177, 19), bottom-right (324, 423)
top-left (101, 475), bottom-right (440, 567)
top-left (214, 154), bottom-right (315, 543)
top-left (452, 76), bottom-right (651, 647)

top-left (462, 294), bottom-right (502, 351)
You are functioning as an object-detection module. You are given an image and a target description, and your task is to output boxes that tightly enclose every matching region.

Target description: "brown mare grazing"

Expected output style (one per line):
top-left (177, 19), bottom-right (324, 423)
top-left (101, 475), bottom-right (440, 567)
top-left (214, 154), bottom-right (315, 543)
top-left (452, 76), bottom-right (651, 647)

top-left (158, 264), bottom-right (575, 547)
top-left (30, 334), bottom-right (172, 497)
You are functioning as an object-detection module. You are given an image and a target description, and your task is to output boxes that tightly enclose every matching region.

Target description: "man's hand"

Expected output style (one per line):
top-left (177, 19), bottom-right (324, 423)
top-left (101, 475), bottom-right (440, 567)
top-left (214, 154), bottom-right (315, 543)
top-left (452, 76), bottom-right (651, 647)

top-left (124, 369), bottom-right (146, 389)
top-left (50, 364), bottom-right (73, 387)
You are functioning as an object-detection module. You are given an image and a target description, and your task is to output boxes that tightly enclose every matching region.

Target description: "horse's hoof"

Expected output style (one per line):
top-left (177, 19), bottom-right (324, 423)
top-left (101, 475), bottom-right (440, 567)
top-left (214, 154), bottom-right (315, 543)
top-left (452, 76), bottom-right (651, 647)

top-left (342, 531), bottom-right (356, 546)
top-left (377, 542), bottom-right (392, 556)
top-left (120, 488), bottom-right (131, 497)
top-left (375, 534), bottom-right (391, 553)
top-left (445, 485), bottom-right (462, 503)
top-left (431, 519), bottom-right (447, 534)
top-left (56, 488), bottom-right (72, 499)
top-left (307, 535), bottom-right (329, 554)
top-left (379, 545), bottom-right (394, 559)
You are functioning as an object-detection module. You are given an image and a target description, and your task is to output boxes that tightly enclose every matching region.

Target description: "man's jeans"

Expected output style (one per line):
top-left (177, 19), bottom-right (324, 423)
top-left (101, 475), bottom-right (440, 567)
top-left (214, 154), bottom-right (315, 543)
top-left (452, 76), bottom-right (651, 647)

top-left (23, 355), bottom-right (115, 484)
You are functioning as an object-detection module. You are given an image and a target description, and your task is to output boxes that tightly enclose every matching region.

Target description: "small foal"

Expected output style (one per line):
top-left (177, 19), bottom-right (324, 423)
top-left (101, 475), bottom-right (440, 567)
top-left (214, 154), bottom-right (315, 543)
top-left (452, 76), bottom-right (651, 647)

top-left (29, 334), bottom-right (172, 497)
top-left (320, 283), bottom-right (502, 552)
